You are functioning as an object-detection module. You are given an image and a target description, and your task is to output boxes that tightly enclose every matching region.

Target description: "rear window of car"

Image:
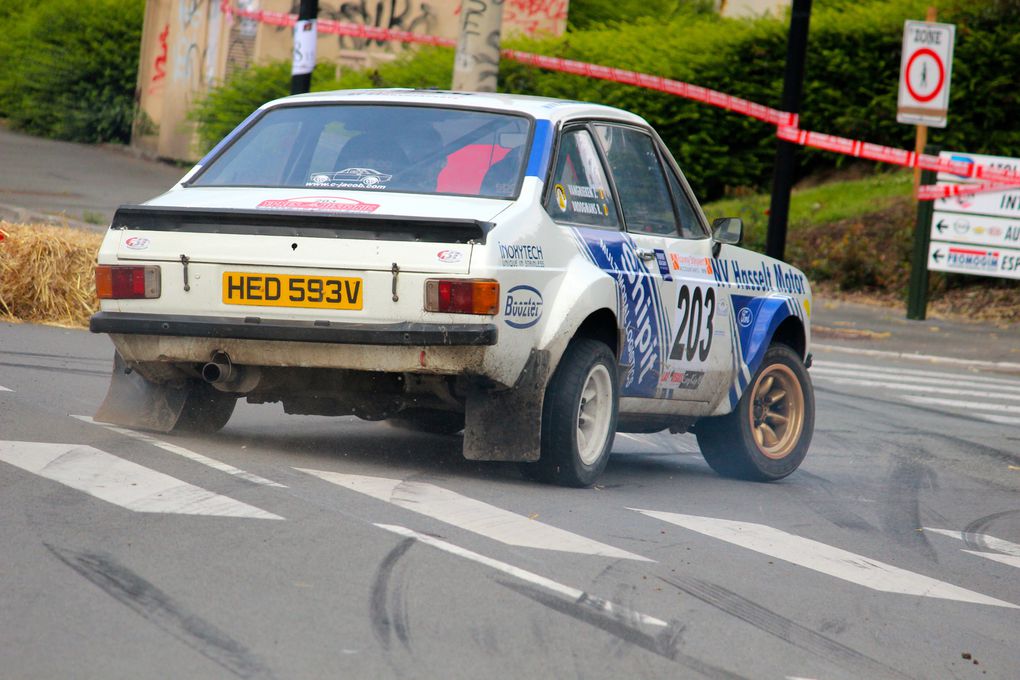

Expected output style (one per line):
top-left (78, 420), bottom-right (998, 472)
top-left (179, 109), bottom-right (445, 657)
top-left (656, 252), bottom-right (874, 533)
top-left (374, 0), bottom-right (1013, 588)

top-left (190, 104), bottom-right (533, 199)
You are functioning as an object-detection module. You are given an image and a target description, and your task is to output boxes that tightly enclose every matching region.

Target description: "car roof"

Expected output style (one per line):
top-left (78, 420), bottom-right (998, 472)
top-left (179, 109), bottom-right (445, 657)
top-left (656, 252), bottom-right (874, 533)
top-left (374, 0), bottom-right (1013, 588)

top-left (263, 88), bottom-right (649, 126)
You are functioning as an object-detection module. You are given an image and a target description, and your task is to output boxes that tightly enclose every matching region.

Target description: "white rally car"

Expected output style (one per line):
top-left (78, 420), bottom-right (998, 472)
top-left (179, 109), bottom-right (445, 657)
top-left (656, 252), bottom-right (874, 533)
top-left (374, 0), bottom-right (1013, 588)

top-left (91, 89), bottom-right (814, 487)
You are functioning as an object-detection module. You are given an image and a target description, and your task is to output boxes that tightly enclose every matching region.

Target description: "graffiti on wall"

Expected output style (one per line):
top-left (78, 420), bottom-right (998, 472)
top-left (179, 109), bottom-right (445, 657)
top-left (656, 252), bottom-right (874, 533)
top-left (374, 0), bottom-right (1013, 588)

top-left (285, 0), bottom-right (438, 50)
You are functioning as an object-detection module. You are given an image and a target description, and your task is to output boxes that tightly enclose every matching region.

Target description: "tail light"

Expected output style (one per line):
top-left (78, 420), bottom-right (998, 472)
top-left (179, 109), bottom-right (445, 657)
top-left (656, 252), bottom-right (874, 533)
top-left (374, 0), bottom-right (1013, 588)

top-left (424, 279), bottom-right (499, 315)
top-left (95, 265), bottom-right (161, 299)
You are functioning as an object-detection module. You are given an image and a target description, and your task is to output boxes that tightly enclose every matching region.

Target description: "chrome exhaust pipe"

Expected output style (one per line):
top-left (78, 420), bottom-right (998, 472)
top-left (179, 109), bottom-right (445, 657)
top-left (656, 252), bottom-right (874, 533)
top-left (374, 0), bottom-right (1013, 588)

top-left (202, 353), bottom-right (233, 384)
top-left (201, 352), bottom-right (260, 393)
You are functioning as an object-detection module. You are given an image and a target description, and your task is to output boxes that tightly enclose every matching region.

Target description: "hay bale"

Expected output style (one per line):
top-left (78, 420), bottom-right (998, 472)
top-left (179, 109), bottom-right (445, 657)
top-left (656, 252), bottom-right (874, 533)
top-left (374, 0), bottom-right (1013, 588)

top-left (0, 222), bottom-right (103, 328)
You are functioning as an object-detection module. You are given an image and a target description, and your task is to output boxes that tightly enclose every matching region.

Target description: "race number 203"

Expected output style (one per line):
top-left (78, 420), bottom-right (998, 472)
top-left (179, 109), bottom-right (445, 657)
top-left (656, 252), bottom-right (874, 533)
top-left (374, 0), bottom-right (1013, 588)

top-left (669, 285), bottom-right (716, 363)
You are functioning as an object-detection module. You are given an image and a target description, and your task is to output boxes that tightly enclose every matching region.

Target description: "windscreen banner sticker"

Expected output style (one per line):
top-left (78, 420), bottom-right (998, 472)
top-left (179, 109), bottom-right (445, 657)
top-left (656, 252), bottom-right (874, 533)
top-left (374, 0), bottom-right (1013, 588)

top-left (569, 228), bottom-right (670, 398)
top-left (306, 168), bottom-right (391, 190)
top-left (256, 196), bottom-right (380, 213)
top-left (653, 249), bottom-right (672, 281)
top-left (504, 285), bottom-right (543, 329)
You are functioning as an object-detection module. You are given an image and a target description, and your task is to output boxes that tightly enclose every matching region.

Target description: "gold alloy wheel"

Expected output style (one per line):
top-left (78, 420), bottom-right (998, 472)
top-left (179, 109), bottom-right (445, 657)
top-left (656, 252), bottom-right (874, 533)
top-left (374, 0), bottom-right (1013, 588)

top-left (747, 363), bottom-right (805, 460)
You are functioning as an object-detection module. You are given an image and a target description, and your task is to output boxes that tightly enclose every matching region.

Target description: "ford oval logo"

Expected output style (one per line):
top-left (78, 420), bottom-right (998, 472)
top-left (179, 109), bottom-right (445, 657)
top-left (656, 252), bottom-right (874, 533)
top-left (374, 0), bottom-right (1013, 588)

top-left (738, 307), bottom-right (753, 328)
top-left (504, 285), bottom-right (543, 329)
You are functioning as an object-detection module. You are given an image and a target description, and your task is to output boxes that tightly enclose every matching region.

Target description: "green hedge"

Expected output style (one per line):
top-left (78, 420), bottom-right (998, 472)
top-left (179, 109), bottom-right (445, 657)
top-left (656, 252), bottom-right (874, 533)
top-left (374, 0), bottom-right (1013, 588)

top-left (192, 0), bottom-right (1020, 201)
top-left (0, 0), bottom-right (144, 143)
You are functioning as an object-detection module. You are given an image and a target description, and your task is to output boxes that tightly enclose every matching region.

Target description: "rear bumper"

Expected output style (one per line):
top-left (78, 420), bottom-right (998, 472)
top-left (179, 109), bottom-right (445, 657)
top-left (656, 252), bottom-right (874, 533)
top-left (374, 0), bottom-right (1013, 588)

top-left (90, 312), bottom-right (498, 346)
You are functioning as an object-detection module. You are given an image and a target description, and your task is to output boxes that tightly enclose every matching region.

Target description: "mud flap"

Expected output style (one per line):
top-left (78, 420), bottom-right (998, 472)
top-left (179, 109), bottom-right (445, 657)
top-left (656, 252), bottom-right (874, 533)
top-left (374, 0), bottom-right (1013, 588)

top-left (94, 353), bottom-right (188, 433)
top-left (462, 349), bottom-right (549, 462)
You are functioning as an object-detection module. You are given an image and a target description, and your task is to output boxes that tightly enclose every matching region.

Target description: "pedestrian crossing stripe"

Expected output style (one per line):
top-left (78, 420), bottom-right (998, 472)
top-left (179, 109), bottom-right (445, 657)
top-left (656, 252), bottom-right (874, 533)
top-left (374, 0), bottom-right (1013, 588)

top-left (0, 440), bottom-right (281, 519)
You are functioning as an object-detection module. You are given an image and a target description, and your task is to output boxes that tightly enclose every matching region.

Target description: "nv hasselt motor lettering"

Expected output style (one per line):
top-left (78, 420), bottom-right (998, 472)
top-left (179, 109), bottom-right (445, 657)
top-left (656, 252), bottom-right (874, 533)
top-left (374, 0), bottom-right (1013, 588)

top-left (711, 260), bottom-right (807, 295)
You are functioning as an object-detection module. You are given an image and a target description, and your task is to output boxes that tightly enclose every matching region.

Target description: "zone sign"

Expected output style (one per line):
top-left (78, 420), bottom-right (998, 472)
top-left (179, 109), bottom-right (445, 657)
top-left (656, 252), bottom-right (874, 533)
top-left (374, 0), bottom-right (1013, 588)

top-left (897, 20), bottom-right (955, 128)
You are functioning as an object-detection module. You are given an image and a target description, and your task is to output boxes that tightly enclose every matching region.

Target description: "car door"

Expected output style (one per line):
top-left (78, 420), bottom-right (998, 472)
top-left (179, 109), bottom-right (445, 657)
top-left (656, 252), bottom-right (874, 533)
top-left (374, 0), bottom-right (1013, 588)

top-left (591, 123), bottom-right (733, 405)
top-left (542, 125), bottom-right (670, 401)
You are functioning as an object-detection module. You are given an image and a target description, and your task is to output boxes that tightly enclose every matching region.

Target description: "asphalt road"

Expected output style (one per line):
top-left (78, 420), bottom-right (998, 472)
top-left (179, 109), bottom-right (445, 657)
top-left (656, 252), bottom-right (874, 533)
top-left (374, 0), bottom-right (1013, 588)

top-left (0, 124), bottom-right (184, 229)
top-left (1, 321), bottom-right (1018, 679)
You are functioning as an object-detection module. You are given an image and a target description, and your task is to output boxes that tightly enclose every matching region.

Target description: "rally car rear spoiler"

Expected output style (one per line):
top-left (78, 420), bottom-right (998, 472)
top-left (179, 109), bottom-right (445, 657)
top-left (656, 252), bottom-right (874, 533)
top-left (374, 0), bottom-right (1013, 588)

top-left (111, 205), bottom-right (493, 244)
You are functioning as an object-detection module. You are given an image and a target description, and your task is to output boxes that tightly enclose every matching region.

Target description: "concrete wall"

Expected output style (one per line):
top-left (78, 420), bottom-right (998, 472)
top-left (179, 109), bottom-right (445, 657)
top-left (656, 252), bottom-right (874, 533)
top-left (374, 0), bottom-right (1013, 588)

top-left (132, 0), bottom-right (569, 161)
top-left (718, 0), bottom-right (790, 18)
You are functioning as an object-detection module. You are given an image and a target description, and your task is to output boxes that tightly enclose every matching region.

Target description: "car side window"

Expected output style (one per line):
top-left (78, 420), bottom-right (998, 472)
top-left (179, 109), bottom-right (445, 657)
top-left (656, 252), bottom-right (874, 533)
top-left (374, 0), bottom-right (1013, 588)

top-left (664, 162), bottom-right (708, 239)
top-left (544, 129), bottom-right (619, 228)
top-left (593, 124), bottom-right (679, 237)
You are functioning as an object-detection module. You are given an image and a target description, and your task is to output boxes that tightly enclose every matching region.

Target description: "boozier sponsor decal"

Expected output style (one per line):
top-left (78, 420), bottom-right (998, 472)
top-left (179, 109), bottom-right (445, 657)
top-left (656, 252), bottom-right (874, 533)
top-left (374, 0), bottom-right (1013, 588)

top-left (503, 285), bottom-right (543, 329)
top-left (256, 196), bottom-right (380, 213)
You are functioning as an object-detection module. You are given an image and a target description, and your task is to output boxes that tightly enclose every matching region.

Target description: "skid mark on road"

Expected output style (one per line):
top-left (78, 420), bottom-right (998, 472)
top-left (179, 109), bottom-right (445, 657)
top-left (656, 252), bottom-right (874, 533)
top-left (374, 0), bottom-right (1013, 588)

top-left (660, 575), bottom-right (911, 680)
top-left (300, 470), bottom-right (649, 561)
top-left (370, 538), bottom-right (414, 652)
top-left (46, 544), bottom-right (275, 679)
top-left (74, 416), bottom-right (285, 488)
top-left (501, 581), bottom-right (739, 677)
top-left (375, 524), bottom-right (667, 628)
top-left (632, 510), bottom-right (1019, 609)
top-left (0, 440), bottom-right (281, 519)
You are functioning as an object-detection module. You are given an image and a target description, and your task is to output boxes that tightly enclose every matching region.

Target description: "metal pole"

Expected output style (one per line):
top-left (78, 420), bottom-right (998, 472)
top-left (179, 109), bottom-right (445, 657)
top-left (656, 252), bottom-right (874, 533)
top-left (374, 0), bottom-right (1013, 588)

top-left (452, 0), bottom-right (504, 92)
top-left (766, 0), bottom-right (812, 261)
top-left (291, 0), bottom-right (319, 95)
top-left (906, 144), bottom-right (940, 321)
top-left (912, 7), bottom-right (937, 192)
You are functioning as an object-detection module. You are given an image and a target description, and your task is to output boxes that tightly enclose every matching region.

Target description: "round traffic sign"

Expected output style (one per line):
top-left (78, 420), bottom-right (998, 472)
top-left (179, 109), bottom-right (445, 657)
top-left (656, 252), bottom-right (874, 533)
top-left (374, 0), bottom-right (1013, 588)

top-left (904, 47), bottom-right (945, 103)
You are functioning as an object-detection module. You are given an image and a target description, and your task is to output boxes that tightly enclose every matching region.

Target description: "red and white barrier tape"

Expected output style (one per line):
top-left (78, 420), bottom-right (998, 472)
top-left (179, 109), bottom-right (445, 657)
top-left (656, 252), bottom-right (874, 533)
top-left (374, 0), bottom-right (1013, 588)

top-left (916, 181), bottom-right (1015, 201)
top-left (219, 1), bottom-right (1020, 198)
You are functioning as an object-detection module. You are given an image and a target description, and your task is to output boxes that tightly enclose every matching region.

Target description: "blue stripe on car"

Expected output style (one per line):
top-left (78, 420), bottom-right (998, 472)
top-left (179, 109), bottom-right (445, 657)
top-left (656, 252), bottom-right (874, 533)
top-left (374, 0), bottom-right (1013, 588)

top-left (525, 120), bottom-right (554, 178)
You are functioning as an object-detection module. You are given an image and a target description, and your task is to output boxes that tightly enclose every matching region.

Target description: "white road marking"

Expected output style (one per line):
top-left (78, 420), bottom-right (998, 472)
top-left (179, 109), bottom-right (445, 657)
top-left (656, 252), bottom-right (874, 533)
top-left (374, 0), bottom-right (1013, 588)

top-left (376, 523), bottom-right (667, 627)
top-left (631, 510), bottom-right (1018, 609)
top-left (0, 385), bottom-right (12, 392)
top-left (923, 528), bottom-right (1020, 557)
top-left (811, 376), bottom-right (1020, 402)
top-left (811, 363), bottom-right (1020, 391)
top-left (299, 470), bottom-right (650, 562)
top-left (962, 550), bottom-right (1020, 570)
top-left (812, 344), bottom-right (1020, 371)
top-left (974, 413), bottom-right (1020, 425)
top-left (901, 395), bottom-right (1020, 414)
top-left (73, 415), bottom-right (285, 488)
top-left (0, 440), bottom-right (281, 519)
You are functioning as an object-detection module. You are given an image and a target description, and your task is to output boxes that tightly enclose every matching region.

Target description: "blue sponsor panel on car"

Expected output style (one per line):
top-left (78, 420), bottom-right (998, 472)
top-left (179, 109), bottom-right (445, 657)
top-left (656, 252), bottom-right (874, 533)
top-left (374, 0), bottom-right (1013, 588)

top-left (569, 228), bottom-right (670, 398)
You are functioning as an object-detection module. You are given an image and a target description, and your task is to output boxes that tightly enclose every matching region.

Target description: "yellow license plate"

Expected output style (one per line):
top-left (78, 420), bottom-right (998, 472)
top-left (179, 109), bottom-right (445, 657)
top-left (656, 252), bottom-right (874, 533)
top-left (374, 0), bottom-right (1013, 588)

top-left (222, 272), bottom-right (363, 310)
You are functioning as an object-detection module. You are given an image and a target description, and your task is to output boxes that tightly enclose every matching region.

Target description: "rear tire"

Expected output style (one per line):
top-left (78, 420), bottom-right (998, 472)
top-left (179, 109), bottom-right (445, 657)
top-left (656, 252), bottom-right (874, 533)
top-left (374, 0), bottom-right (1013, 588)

top-left (388, 409), bottom-right (465, 435)
top-left (696, 343), bottom-right (813, 481)
top-left (172, 381), bottom-right (236, 434)
top-left (521, 339), bottom-right (618, 487)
